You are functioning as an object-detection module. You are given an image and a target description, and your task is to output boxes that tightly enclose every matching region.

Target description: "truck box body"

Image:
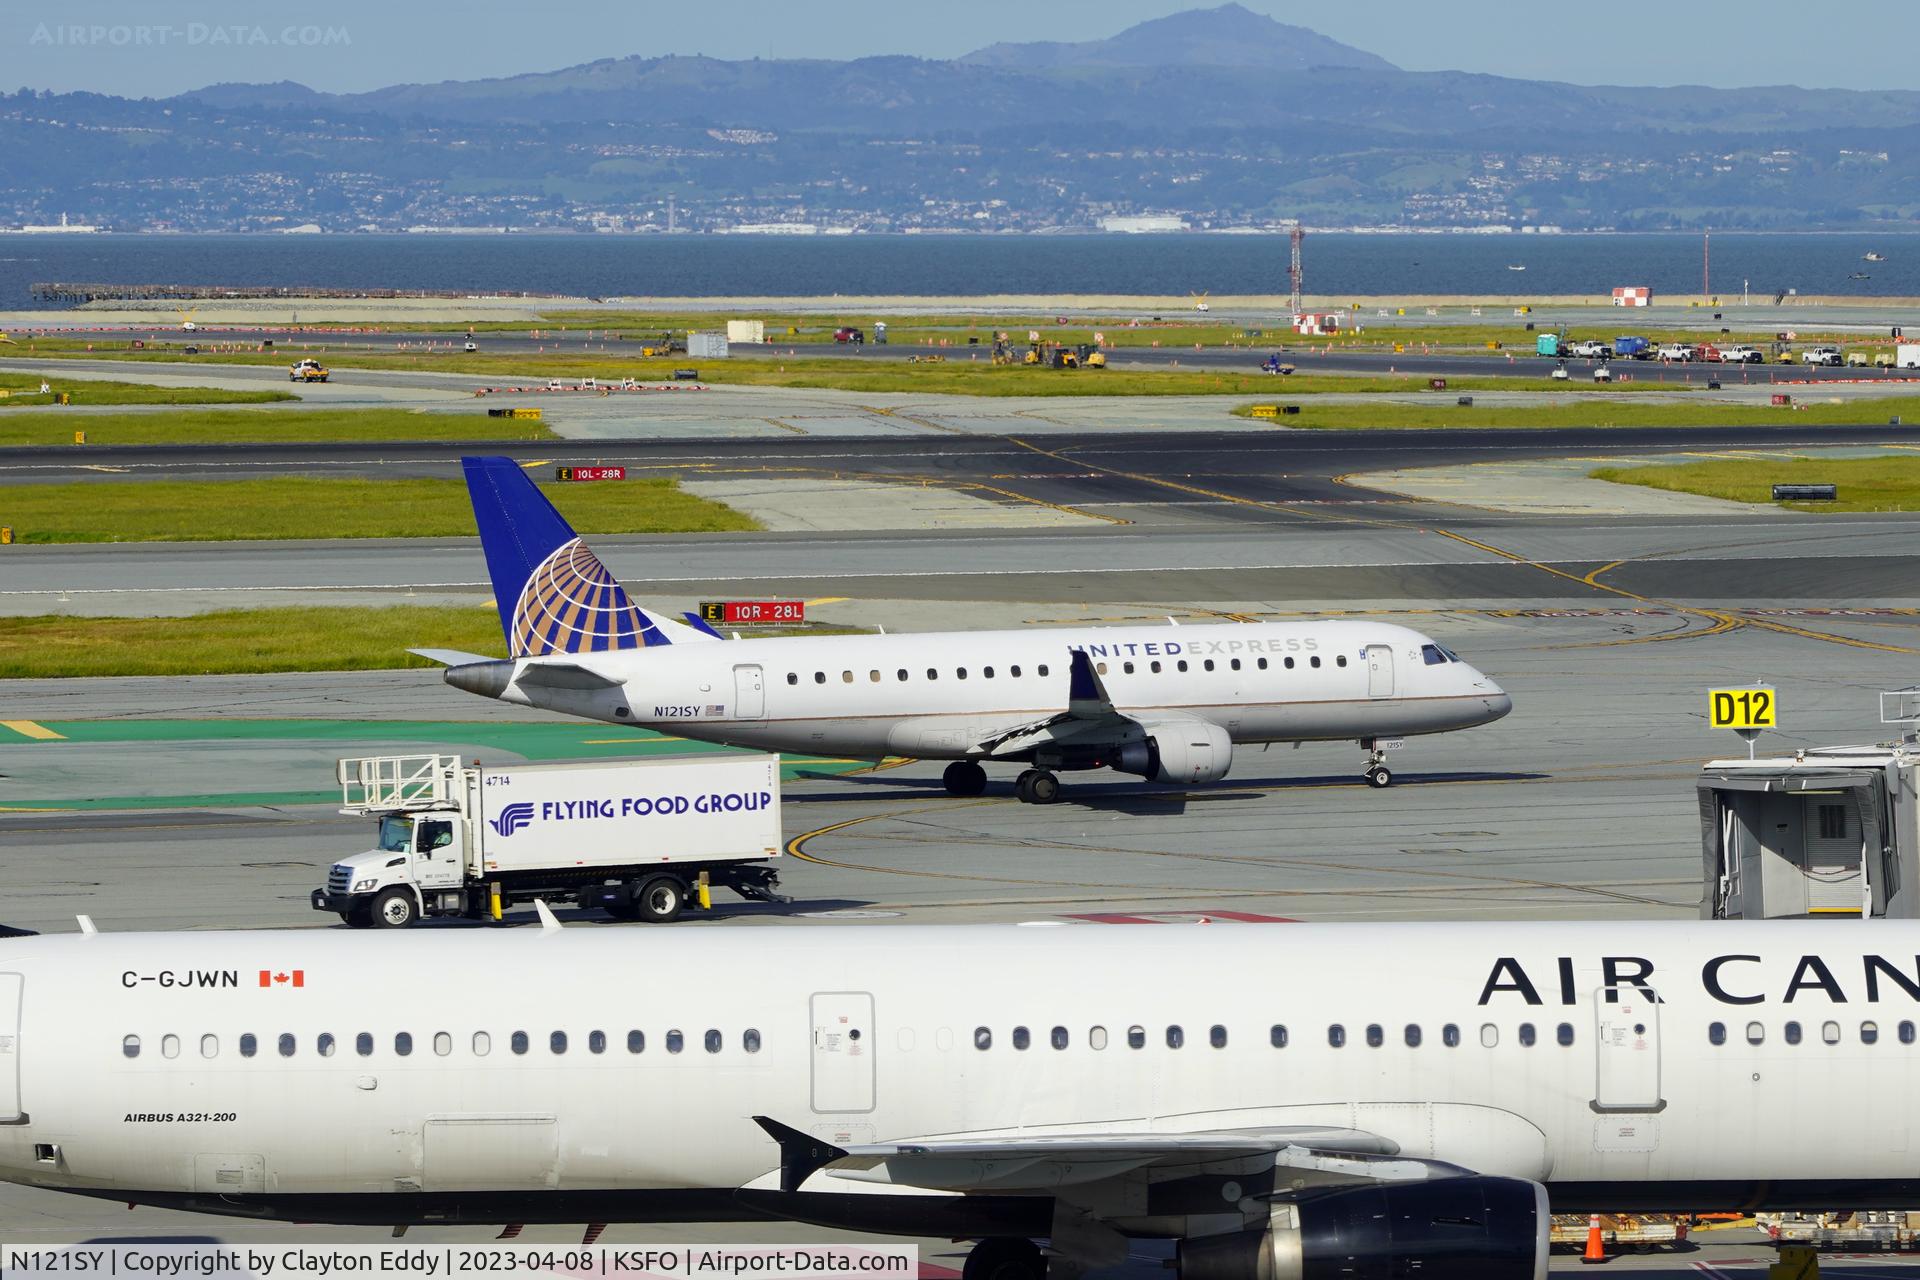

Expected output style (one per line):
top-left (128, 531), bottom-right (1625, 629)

top-left (1535, 334), bottom-right (1564, 357)
top-left (1899, 344), bottom-right (1920, 369)
top-left (687, 332), bottom-right (730, 359)
top-left (1613, 336), bottom-right (1650, 358)
top-left (724, 319), bottom-right (766, 344)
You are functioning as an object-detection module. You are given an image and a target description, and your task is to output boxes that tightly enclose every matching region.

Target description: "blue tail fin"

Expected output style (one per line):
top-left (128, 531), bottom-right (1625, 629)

top-left (462, 456), bottom-right (669, 657)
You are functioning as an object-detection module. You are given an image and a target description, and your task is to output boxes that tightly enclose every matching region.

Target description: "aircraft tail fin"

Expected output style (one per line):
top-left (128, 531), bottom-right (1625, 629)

top-left (461, 456), bottom-right (670, 658)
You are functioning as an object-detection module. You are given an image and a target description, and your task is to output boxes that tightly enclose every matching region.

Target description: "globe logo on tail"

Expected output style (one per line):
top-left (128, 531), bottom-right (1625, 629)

top-left (490, 802), bottom-right (536, 838)
top-left (510, 538), bottom-right (659, 656)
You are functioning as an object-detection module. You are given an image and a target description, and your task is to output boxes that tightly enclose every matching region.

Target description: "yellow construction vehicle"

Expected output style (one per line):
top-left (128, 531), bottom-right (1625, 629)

top-left (288, 358), bottom-right (330, 383)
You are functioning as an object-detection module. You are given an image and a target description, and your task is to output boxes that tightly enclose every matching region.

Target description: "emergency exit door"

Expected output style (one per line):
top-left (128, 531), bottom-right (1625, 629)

top-left (0, 973), bottom-right (21, 1123)
top-left (810, 992), bottom-right (874, 1113)
top-left (734, 664), bottom-right (765, 719)
top-left (1592, 988), bottom-right (1663, 1114)
top-left (1365, 645), bottom-right (1395, 698)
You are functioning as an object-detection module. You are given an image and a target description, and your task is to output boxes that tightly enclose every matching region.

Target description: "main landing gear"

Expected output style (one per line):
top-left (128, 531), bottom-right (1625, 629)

top-left (943, 760), bottom-right (988, 796)
top-left (943, 760), bottom-right (1064, 804)
top-left (1014, 768), bottom-right (1062, 805)
top-left (1361, 738), bottom-right (1392, 789)
top-left (962, 1238), bottom-right (1046, 1280)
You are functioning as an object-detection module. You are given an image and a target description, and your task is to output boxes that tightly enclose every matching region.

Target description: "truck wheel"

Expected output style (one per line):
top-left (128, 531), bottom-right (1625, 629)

top-left (342, 905), bottom-right (374, 929)
top-left (635, 876), bottom-right (686, 923)
top-left (370, 888), bottom-right (418, 929)
top-left (603, 897), bottom-right (640, 921)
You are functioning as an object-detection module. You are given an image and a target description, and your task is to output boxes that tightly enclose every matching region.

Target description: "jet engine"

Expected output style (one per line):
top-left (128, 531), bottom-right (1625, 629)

top-left (1115, 721), bottom-right (1233, 784)
top-left (1177, 1177), bottom-right (1548, 1280)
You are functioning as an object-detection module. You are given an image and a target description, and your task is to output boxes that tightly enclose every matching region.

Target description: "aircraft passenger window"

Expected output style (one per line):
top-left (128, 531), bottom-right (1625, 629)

top-left (122, 1034), bottom-right (140, 1059)
top-left (1310, 656), bottom-right (1322, 668)
top-left (511, 1031), bottom-right (529, 1055)
top-left (842, 671), bottom-right (853, 684)
top-left (1442, 1024), bottom-right (1460, 1047)
top-left (1557, 1023), bottom-right (1574, 1047)
top-left (1209, 1025), bottom-right (1227, 1049)
top-left (201, 1034), bottom-right (218, 1059)
top-left (1230, 659), bottom-right (1241, 671)
top-left (1517, 1023), bottom-right (1535, 1047)
top-left (317, 1033), bottom-right (336, 1058)
top-left (1012, 1026), bottom-right (1031, 1050)
top-left (1089, 1026), bottom-right (1108, 1050)
top-left (706, 1030), bottom-right (723, 1053)
top-left (162, 1034), bottom-right (180, 1060)
top-left (1422, 644), bottom-right (1446, 666)
top-left (1203, 659), bottom-right (1214, 671)
top-left (1127, 1025), bottom-right (1146, 1049)
top-left (1365, 1024), bottom-right (1383, 1048)
top-left (974, 1027), bottom-right (992, 1050)
top-left (1281, 657), bottom-right (1292, 670)
top-left (1150, 661), bottom-right (1161, 674)
top-left (1270, 1024), bottom-right (1288, 1048)
top-left (354, 1033), bottom-right (372, 1057)
top-left (1862, 1021), bottom-right (1880, 1045)
top-left (869, 671), bottom-right (880, 683)
top-left (1336, 656), bottom-right (1347, 668)
top-left (1177, 660), bottom-right (1188, 672)
top-left (744, 1029), bottom-right (763, 1054)
top-left (1479, 1024), bottom-right (1498, 1048)
top-left (1166, 1025), bottom-right (1184, 1049)
top-left (550, 1031), bottom-right (568, 1054)
top-left (1785, 1021), bottom-right (1802, 1045)
top-left (787, 673), bottom-right (798, 685)
top-left (589, 1030), bottom-right (607, 1054)
top-left (1745, 1022), bottom-right (1764, 1045)
top-left (957, 668), bottom-right (967, 680)
top-left (1038, 664), bottom-right (1050, 677)
top-left (1902, 1022), bottom-right (1917, 1046)
top-left (626, 1030), bottom-right (644, 1054)
top-left (1708, 1022), bottom-right (1726, 1046)
top-left (394, 1032), bottom-right (411, 1057)
top-left (814, 672), bottom-right (825, 684)
top-left (1010, 665), bottom-right (1022, 678)
top-left (1822, 1021), bottom-right (1842, 1045)
top-left (1050, 1026), bottom-right (1068, 1050)
top-left (241, 1033), bottom-right (259, 1058)
top-left (474, 1032), bottom-right (492, 1057)
top-left (433, 1032), bottom-right (452, 1057)
top-left (1259, 658), bottom-right (1271, 670)
top-left (666, 1030), bottom-right (685, 1054)
top-left (927, 668), bottom-right (939, 681)
top-left (1327, 1024), bottom-right (1346, 1048)
top-left (984, 667), bottom-right (994, 679)
top-left (1404, 1024), bottom-right (1421, 1048)
top-left (1123, 662), bottom-right (1135, 674)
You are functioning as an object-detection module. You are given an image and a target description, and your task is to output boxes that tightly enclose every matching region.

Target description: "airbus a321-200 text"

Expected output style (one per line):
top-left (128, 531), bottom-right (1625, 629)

top-left (418, 458), bottom-right (1511, 802)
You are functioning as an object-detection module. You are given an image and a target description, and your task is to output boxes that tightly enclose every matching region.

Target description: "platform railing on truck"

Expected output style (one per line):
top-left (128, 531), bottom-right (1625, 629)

top-left (337, 753), bottom-right (461, 814)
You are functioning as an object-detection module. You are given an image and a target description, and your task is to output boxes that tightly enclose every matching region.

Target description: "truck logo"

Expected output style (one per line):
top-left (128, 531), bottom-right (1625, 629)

top-left (491, 802), bottom-right (536, 837)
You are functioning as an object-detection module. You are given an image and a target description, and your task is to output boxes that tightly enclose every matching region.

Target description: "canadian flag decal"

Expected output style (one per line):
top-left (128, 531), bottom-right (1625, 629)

top-left (258, 969), bottom-right (305, 988)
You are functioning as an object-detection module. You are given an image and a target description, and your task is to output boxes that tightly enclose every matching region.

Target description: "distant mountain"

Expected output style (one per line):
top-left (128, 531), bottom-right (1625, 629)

top-left (960, 3), bottom-right (1396, 72)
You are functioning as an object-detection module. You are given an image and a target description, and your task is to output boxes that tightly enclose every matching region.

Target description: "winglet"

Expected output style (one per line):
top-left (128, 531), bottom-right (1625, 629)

top-left (534, 899), bottom-right (563, 931)
top-left (1067, 649), bottom-right (1116, 718)
top-left (76, 915), bottom-right (97, 935)
top-left (752, 1116), bottom-right (848, 1193)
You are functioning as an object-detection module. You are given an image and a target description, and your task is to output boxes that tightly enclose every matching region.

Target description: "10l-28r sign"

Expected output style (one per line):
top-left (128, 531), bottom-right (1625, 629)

top-left (699, 601), bottom-right (806, 625)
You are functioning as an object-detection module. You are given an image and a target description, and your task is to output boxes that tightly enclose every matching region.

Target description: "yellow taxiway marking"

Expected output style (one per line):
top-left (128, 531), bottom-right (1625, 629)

top-left (0, 720), bottom-right (64, 740)
top-left (518, 458), bottom-right (553, 470)
top-left (805, 597), bottom-right (850, 607)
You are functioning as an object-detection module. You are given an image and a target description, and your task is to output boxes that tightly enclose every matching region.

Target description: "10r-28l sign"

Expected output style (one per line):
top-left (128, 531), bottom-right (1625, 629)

top-left (700, 601), bottom-right (805, 625)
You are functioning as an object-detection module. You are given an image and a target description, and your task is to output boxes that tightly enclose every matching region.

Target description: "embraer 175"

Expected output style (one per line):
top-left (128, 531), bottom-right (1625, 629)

top-left (4, 919), bottom-right (1920, 1280)
top-left (420, 458), bottom-right (1510, 803)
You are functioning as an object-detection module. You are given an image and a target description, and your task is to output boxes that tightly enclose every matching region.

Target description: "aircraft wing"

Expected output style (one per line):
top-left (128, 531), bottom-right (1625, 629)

top-left (974, 649), bottom-right (1200, 758)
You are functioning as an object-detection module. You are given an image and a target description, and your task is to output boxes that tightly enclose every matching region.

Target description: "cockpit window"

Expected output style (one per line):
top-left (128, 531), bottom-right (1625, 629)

top-left (1438, 645), bottom-right (1461, 662)
top-left (1421, 644), bottom-right (1448, 666)
top-left (377, 815), bottom-right (414, 852)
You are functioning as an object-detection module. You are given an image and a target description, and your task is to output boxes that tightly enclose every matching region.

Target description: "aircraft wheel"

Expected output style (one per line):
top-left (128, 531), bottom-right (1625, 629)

top-left (1014, 769), bottom-right (1038, 803)
top-left (1027, 771), bottom-right (1062, 805)
top-left (962, 1238), bottom-right (1045, 1280)
top-left (370, 888), bottom-right (418, 929)
top-left (1365, 766), bottom-right (1393, 789)
top-left (635, 875), bottom-right (687, 923)
top-left (943, 760), bottom-right (988, 796)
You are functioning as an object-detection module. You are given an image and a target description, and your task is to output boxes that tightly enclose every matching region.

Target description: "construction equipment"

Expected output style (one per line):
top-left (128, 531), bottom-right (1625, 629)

top-left (1551, 1214), bottom-right (1690, 1255)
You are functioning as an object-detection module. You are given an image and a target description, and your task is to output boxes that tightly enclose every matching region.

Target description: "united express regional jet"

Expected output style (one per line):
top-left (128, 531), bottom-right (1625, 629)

top-left (420, 458), bottom-right (1510, 802)
top-left (3, 920), bottom-right (1920, 1280)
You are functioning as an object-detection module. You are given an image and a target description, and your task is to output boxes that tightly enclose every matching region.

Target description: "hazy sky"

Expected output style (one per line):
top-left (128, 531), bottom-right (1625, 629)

top-left (12, 1), bottom-right (1912, 97)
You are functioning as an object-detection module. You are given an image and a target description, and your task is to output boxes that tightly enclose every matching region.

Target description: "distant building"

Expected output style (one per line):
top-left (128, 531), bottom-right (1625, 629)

top-left (6, 212), bottom-right (98, 234)
top-left (1099, 214), bottom-right (1188, 234)
top-left (728, 223), bottom-right (818, 235)
top-left (1293, 312), bottom-right (1344, 336)
top-left (1612, 286), bottom-right (1652, 307)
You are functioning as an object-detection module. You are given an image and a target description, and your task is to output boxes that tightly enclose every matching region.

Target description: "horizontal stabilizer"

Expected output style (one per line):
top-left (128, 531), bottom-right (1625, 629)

top-left (409, 648), bottom-right (495, 668)
top-left (514, 659), bottom-right (623, 691)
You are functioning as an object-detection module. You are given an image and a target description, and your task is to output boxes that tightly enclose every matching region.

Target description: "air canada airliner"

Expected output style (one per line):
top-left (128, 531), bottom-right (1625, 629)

top-left (4, 919), bottom-right (1920, 1280)
top-left (419, 459), bottom-right (1510, 802)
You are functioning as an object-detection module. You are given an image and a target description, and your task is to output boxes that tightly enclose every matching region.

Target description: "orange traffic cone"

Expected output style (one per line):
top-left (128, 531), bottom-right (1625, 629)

top-left (1582, 1214), bottom-right (1608, 1265)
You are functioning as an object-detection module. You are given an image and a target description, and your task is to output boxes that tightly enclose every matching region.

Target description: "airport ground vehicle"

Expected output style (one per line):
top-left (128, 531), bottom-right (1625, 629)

top-left (464, 340), bottom-right (478, 353)
top-left (1535, 333), bottom-right (1566, 357)
top-left (1802, 346), bottom-right (1843, 366)
top-left (1591, 364), bottom-right (1612, 382)
top-left (1692, 344), bottom-right (1724, 362)
top-left (1847, 352), bottom-right (1871, 367)
top-left (1550, 1214), bottom-right (1689, 1254)
top-left (1614, 336), bottom-right (1652, 359)
top-left (1899, 344), bottom-right (1920, 369)
top-left (1721, 345), bottom-right (1764, 363)
top-left (310, 753), bottom-right (784, 927)
top-left (288, 358), bottom-right (329, 383)
top-left (1261, 354), bottom-right (1293, 374)
top-left (1568, 340), bottom-right (1609, 358)
top-left (1550, 364), bottom-right (1570, 381)
top-left (833, 326), bottom-right (864, 344)
top-left (1656, 343), bottom-right (1694, 361)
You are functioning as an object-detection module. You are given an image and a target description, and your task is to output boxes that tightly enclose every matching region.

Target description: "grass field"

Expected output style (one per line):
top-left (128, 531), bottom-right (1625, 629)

top-left (1232, 394), bottom-right (1920, 431)
top-left (1591, 454), bottom-right (1920, 512)
top-left (0, 371), bottom-right (293, 407)
top-left (0, 407), bottom-right (556, 448)
top-left (0, 475), bottom-right (759, 543)
top-left (0, 607), bottom-right (506, 678)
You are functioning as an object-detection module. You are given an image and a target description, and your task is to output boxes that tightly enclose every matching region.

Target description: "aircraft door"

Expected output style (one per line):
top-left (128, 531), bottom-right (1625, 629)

top-left (1365, 645), bottom-right (1395, 698)
top-left (809, 992), bottom-right (875, 1113)
top-left (734, 665), bottom-right (765, 720)
top-left (0, 973), bottom-right (20, 1122)
top-left (1592, 987), bottom-right (1663, 1114)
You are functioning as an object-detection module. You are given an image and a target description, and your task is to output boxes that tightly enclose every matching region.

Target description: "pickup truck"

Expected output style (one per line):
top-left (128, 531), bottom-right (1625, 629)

top-left (1656, 343), bottom-right (1695, 362)
top-left (1568, 340), bottom-right (1610, 358)
top-left (834, 326), bottom-right (865, 344)
top-left (1720, 345), bottom-right (1764, 363)
top-left (288, 359), bottom-right (330, 383)
top-left (1802, 346), bottom-right (1844, 366)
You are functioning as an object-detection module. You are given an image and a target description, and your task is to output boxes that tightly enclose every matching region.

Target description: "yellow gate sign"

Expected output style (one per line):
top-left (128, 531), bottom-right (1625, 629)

top-left (1249, 404), bottom-right (1279, 418)
top-left (1709, 687), bottom-right (1777, 730)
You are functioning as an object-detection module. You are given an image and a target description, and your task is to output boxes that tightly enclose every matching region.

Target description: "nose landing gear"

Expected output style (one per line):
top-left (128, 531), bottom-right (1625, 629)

top-left (1362, 739), bottom-right (1393, 788)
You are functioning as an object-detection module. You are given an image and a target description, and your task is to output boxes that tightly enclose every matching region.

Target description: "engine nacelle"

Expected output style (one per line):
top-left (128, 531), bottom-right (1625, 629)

top-left (1115, 721), bottom-right (1233, 784)
top-left (1177, 1177), bottom-right (1548, 1280)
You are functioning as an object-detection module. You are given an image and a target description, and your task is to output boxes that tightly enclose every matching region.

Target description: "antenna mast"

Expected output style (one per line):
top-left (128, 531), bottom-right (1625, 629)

top-left (1288, 221), bottom-right (1304, 317)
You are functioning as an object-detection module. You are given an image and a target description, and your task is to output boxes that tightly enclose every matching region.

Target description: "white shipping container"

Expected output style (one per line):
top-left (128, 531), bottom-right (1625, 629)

top-left (476, 754), bottom-right (780, 873)
top-left (688, 331), bottom-right (731, 359)
top-left (725, 319), bottom-right (766, 344)
top-left (1898, 344), bottom-right (1920, 369)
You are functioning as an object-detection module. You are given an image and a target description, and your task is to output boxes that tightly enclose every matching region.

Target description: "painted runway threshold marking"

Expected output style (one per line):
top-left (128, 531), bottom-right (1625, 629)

top-left (0, 720), bottom-right (64, 740)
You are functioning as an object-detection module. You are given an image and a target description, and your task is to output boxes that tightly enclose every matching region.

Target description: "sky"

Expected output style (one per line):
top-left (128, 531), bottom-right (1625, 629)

top-left (10, 0), bottom-right (1911, 98)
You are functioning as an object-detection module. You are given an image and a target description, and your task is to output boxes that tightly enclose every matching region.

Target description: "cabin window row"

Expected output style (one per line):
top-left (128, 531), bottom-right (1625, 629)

top-left (966, 1022), bottom-right (1574, 1052)
top-left (1706, 1019), bottom-right (1916, 1047)
top-left (1099, 655), bottom-right (1345, 676)
top-left (121, 1027), bottom-right (764, 1060)
top-left (788, 655), bottom-right (1351, 686)
top-left (794, 664), bottom-right (1054, 686)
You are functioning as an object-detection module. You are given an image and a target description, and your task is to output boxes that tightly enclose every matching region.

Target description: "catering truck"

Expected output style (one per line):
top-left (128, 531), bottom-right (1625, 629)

top-left (311, 753), bottom-right (784, 928)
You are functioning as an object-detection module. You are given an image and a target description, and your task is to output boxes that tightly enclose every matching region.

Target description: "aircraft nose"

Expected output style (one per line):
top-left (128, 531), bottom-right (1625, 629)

top-left (1462, 667), bottom-right (1512, 723)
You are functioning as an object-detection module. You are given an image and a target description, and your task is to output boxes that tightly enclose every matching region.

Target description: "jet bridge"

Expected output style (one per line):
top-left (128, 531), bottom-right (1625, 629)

top-left (1699, 691), bottom-right (1920, 920)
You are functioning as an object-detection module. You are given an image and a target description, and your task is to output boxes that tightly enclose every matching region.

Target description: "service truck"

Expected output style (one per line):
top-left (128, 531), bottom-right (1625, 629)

top-left (1898, 344), bottom-right (1920, 370)
top-left (1613, 336), bottom-right (1652, 360)
top-left (311, 753), bottom-right (785, 928)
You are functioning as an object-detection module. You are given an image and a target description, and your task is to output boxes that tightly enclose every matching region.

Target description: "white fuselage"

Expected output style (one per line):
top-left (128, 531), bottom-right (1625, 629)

top-left (464, 621), bottom-right (1508, 763)
top-left (2, 920), bottom-right (1918, 1229)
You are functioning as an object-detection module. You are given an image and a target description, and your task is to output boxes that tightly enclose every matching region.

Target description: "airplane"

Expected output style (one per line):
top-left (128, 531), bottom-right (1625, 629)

top-left (417, 458), bottom-right (1510, 803)
top-left (5, 917), bottom-right (1920, 1280)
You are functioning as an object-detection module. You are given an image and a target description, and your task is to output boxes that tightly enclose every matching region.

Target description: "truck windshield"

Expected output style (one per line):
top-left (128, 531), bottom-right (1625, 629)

top-left (377, 815), bottom-right (415, 852)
